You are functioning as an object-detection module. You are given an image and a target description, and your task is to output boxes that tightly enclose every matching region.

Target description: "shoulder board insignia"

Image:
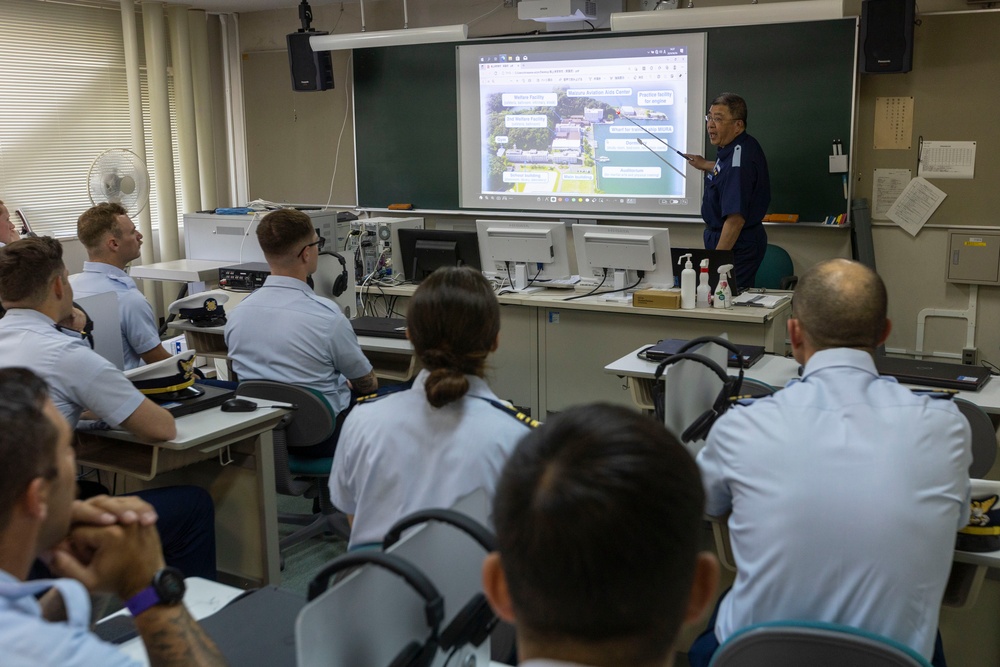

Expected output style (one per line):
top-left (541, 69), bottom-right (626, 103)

top-left (478, 397), bottom-right (541, 428)
top-left (354, 380), bottom-right (415, 405)
top-left (910, 388), bottom-right (957, 401)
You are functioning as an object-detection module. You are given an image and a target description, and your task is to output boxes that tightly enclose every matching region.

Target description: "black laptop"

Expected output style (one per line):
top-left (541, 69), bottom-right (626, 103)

top-left (642, 338), bottom-right (766, 369)
top-left (351, 316), bottom-right (408, 339)
top-left (875, 355), bottom-right (992, 392)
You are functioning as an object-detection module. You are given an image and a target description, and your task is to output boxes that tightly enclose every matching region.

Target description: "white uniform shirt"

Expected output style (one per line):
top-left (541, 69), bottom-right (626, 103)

top-left (697, 347), bottom-right (972, 659)
top-left (330, 369), bottom-right (534, 548)
top-left (0, 309), bottom-right (144, 428)
top-left (224, 275), bottom-right (372, 414)
top-left (70, 261), bottom-right (162, 370)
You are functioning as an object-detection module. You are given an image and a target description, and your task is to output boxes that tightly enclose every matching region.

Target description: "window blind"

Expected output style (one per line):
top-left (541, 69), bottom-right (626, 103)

top-left (0, 0), bottom-right (182, 238)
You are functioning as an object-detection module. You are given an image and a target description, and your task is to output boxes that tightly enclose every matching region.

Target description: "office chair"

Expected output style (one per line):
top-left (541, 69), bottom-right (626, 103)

top-left (235, 381), bottom-right (350, 563)
top-left (954, 398), bottom-right (998, 478)
top-left (754, 244), bottom-right (798, 290)
top-left (709, 620), bottom-right (933, 667)
top-left (739, 377), bottom-right (777, 399)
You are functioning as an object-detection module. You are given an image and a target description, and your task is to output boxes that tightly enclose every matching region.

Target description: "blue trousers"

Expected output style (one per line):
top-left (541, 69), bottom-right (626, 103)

top-left (704, 225), bottom-right (767, 292)
top-left (686, 588), bottom-right (947, 667)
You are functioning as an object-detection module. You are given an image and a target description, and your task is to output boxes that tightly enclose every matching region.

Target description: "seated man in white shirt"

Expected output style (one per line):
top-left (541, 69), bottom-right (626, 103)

top-left (0, 367), bottom-right (225, 667)
top-left (482, 403), bottom-right (719, 667)
top-left (225, 208), bottom-right (376, 457)
top-left (0, 199), bottom-right (18, 247)
top-left (70, 203), bottom-right (170, 370)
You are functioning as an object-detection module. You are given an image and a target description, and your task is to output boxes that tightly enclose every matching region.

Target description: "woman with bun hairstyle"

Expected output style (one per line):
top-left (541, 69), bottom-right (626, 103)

top-left (329, 266), bottom-right (536, 549)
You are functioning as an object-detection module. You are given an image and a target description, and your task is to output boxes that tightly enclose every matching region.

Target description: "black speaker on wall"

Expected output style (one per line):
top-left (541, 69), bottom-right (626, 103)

top-left (287, 31), bottom-right (334, 91)
top-left (860, 0), bottom-right (915, 73)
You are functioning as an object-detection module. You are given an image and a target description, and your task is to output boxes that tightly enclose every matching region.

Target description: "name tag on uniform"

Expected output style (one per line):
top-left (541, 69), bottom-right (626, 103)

top-left (732, 144), bottom-right (742, 168)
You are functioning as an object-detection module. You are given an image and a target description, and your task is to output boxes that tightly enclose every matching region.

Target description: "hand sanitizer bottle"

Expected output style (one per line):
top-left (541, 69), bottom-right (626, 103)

top-left (696, 258), bottom-right (711, 308)
top-left (678, 253), bottom-right (695, 309)
top-left (714, 264), bottom-right (734, 309)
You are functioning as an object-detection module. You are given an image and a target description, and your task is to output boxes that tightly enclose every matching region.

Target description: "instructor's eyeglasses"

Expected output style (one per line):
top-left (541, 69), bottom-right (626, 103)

top-left (705, 114), bottom-right (737, 124)
top-left (298, 236), bottom-right (326, 258)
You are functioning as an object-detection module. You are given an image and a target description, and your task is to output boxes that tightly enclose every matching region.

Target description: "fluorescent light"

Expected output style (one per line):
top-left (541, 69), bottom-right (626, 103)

top-left (611, 0), bottom-right (845, 32)
top-left (310, 24), bottom-right (468, 51)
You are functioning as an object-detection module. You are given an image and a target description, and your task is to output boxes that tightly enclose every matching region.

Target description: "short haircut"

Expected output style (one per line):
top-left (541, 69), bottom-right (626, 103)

top-left (711, 92), bottom-right (748, 127)
top-left (792, 258), bottom-right (888, 350)
top-left (0, 236), bottom-right (66, 306)
top-left (407, 266), bottom-right (501, 408)
top-left (493, 404), bottom-right (706, 664)
top-left (256, 208), bottom-right (315, 259)
top-left (77, 202), bottom-right (128, 251)
top-left (0, 368), bottom-right (59, 531)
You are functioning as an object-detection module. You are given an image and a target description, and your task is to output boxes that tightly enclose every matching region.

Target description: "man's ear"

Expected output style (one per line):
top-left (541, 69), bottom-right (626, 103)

top-left (787, 318), bottom-right (803, 350)
top-left (683, 552), bottom-right (720, 626)
top-left (878, 318), bottom-right (892, 347)
top-left (24, 477), bottom-right (50, 522)
top-left (482, 552), bottom-right (516, 624)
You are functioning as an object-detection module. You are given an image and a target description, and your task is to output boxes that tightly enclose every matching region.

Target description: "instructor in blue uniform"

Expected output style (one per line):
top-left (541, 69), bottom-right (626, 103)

top-left (683, 93), bottom-right (770, 290)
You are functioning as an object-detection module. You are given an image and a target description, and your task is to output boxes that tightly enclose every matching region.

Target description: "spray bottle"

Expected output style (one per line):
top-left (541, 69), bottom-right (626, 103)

top-left (696, 258), bottom-right (711, 308)
top-left (714, 263), bottom-right (734, 309)
top-left (678, 253), bottom-right (695, 309)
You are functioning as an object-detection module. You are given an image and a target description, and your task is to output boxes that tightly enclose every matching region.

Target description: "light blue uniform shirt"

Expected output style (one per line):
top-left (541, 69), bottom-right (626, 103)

top-left (224, 275), bottom-right (372, 414)
top-left (0, 570), bottom-right (139, 666)
top-left (70, 262), bottom-right (162, 370)
top-left (697, 347), bottom-right (972, 659)
top-left (330, 369), bottom-right (533, 548)
top-left (0, 309), bottom-right (145, 428)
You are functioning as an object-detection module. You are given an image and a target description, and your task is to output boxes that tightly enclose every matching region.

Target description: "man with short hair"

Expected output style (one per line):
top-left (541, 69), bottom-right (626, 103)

top-left (71, 202), bottom-right (169, 370)
top-left (482, 403), bottom-right (719, 667)
top-left (0, 367), bottom-right (225, 667)
top-left (225, 208), bottom-right (376, 456)
top-left (0, 199), bottom-right (18, 246)
top-left (690, 259), bottom-right (971, 666)
top-left (683, 93), bottom-right (770, 289)
top-left (0, 237), bottom-right (216, 580)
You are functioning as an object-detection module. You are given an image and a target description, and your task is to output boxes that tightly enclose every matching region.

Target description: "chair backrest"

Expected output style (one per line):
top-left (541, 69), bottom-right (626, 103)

top-left (236, 381), bottom-right (336, 449)
top-left (73, 291), bottom-right (126, 370)
top-left (710, 620), bottom-right (933, 667)
top-left (955, 397), bottom-right (998, 478)
top-left (754, 244), bottom-right (795, 290)
top-left (740, 377), bottom-right (777, 399)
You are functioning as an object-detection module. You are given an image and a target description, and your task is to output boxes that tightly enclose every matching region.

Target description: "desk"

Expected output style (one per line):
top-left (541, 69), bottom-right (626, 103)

top-left (75, 400), bottom-right (290, 586)
top-left (166, 319), bottom-right (419, 383)
top-left (364, 284), bottom-right (791, 417)
top-left (129, 259), bottom-right (234, 283)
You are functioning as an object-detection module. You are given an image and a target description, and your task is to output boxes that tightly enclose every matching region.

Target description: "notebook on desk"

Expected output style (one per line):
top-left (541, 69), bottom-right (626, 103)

top-left (351, 316), bottom-right (408, 339)
top-left (642, 338), bottom-right (765, 369)
top-left (875, 355), bottom-right (992, 392)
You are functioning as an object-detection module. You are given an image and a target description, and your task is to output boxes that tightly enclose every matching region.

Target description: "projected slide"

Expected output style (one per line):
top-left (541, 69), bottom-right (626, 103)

top-left (458, 34), bottom-right (706, 218)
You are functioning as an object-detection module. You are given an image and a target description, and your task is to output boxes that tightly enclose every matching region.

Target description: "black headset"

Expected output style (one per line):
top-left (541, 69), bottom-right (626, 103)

top-left (383, 509), bottom-right (499, 652)
top-left (308, 551), bottom-right (444, 667)
top-left (318, 249), bottom-right (350, 298)
top-left (653, 336), bottom-right (745, 443)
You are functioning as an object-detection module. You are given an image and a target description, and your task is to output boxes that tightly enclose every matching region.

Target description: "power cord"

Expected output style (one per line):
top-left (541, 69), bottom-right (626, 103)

top-left (564, 270), bottom-right (644, 301)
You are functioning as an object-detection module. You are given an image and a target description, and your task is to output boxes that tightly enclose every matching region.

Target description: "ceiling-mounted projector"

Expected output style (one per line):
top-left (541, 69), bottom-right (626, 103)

top-left (519, 0), bottom-right (598, 23)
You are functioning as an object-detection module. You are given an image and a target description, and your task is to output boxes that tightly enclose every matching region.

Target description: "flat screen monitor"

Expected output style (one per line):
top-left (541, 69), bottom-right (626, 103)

top-left (457, 32), bottom-right (707, 218)
top-left (573, 223), bottom-right (673, 291)
top-left (476, 219), bottom-right (572, 292)
top-left (396, 228), bottom-right (482, 283)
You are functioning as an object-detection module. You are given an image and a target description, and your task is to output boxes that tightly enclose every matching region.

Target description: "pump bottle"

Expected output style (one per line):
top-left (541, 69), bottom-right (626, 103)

top-left (714, 263), bottom-right (734, 309)
top-left (678, 253), bottom-right (695, 309)
top-left (696, 258), bottom-right (711, 308)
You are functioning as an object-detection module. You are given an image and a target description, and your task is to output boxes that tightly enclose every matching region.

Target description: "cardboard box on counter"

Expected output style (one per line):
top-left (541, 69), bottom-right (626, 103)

top-left (632, 289), bottom-right (682, 310)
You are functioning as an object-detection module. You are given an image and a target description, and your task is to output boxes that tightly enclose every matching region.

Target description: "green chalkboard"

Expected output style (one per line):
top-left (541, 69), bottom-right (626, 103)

top-left (354, 19), bottom-right (856, 221)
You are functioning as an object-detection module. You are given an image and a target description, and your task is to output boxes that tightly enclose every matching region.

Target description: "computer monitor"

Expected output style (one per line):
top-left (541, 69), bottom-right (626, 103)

top-left (476, 219), bottom-right (572, 292)
top-left (573, 223), bottom-right (673, 291)
top-left (396, 228), bottom-right (483, 283)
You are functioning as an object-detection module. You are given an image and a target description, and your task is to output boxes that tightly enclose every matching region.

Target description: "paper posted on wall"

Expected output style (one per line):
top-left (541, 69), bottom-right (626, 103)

top-left (886, 176), bottom-right (946, 237)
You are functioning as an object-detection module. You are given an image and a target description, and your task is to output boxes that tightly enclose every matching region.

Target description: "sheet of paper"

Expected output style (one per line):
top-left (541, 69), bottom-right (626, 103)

top-left (886, 176), bottom-right (947, 237)
top-left (918, 140), bottom-right (976, 179)
top-left (873, 96), bottom-right (913, 150)
top-left (873, 168), bottom-right (911, 220)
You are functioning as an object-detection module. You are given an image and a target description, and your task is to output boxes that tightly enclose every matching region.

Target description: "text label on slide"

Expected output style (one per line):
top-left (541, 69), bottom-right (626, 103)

top-left (503, 172), bottom-right (549, 183)
top-left (495, 136), bottom-right (509, 144)
top-left (502, 93), bottom-right (557, 107)
top-left (609, 125), bottom-right (674, 134)
top-left (637, 91), bottom-right (675, 106)
top-left (505, 115), bottom-right (549, 128)
top-left (605, 138), bottom-right (668, 152)
top-left (566, 88), bottom-right (633, 98)
top-left (602, 166), bottom-right (662, 179)
top-left (563, 173), bottom-right (594, 181)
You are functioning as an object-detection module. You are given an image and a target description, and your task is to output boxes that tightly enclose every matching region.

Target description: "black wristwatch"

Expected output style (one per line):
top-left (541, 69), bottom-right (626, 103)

top-left (125, 567), bottom-right (186, 616)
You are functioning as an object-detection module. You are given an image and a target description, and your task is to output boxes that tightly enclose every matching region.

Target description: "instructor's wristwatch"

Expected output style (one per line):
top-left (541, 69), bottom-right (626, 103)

top-left (125, 567), bottom-right (186, 616)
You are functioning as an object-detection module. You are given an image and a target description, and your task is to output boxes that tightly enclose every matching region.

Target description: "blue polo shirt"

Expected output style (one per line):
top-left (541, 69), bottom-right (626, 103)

top-left (702, 131), bottom-right (770, 235)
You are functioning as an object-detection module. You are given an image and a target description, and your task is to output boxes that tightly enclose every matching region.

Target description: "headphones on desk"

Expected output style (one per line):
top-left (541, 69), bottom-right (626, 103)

top-left (383, 509), bottom-right (499, 652)
top-left (308, 551), bottom-right (443, 667)
top-left (653, 336), bottom-right (745, 443)
top-left (317, 249), bottom-right (349, 298)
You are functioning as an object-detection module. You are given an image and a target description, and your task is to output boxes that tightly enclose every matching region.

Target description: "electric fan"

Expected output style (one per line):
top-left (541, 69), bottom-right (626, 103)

top-left (87, 148), bottom-right (150, 216)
